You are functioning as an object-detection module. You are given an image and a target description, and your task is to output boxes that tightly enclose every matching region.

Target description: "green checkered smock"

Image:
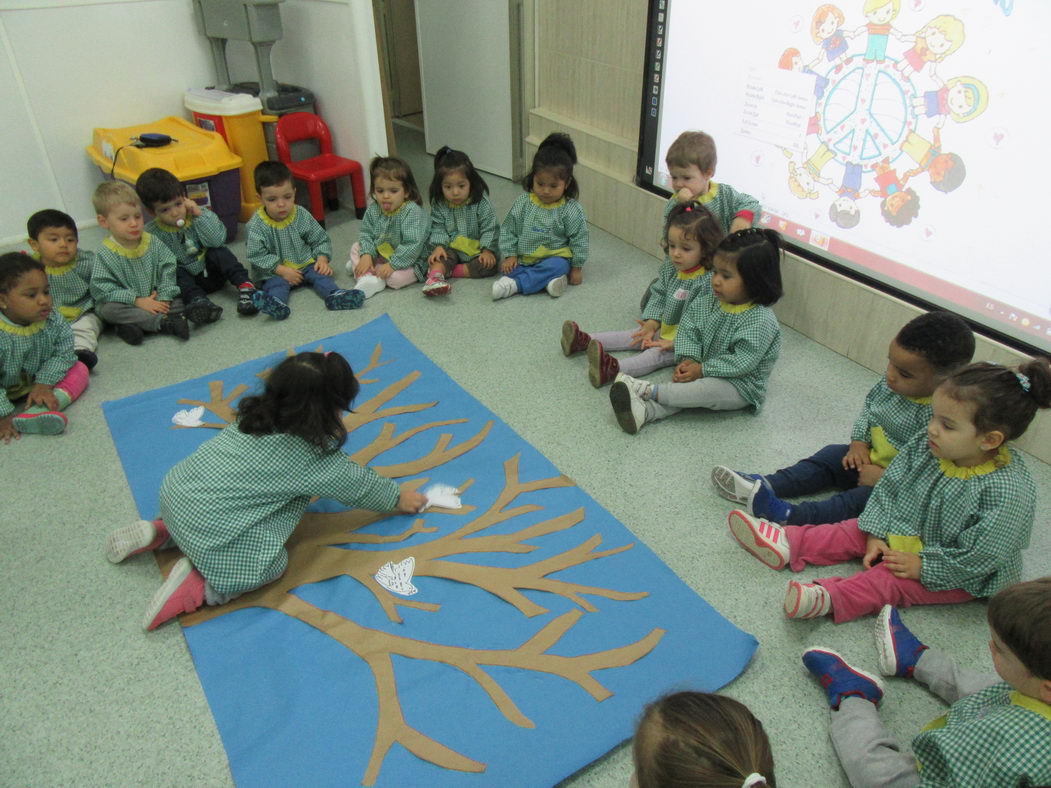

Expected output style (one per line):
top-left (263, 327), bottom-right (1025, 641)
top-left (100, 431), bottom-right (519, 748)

top-left (858, 432), bottom-right (1034, 597)
top-left (45, 249), bottom-right (95, 321)
top-left (159, 423), bottom-right (402, 595)
top-left (147, 209), bottom-right (228, 276)
top-left (246, 206), bottom-right (333, 279)
top-left (0, 310), bottom-right (75, 417)
top-left (850, 377), bottom-right (933, 467)
top-left (358, 201), bottom-right (429, 281)
top-left (89, 234), bottom-right (180, 305)
top-left (640, 260), bottom-right (711, 337)
top-left (499, 194), bottom-right (589, 267)
top-left (912, 684), bottom-right (1051, 786)
top-left (427, 196), bottom-right (499, 259)
top-left (674, 291), bottom-right (781, 412)
top-left (658, 182), bottom-right (760, 265)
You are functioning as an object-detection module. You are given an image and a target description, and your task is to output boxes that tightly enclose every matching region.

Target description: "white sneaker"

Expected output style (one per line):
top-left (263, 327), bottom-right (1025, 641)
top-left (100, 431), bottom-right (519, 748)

top-left (727, 510), bottom-right (790, 570)
top-left (355, 274), bottom-right (386, 299)
top-left (609, 379), bottom-right (648, 434)
top-left (546, 275), bottom-right (568, 297)
top-left (613, 372), bottom-right (652, 400)
top-left (784, 580), bottom-right (832, 619)
top-left (492, 276), bottom-right (518, 300)
top-left (711, 466), bottom-right (763, 505)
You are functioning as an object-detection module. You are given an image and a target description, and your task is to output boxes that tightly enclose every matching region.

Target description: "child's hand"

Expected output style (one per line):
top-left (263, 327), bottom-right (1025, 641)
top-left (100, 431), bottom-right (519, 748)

top-left (0, 415), bottom-right (19, 444)
top-left (183, 197), bottom-right (202, 217)
top-left (376, 263), bottom-right (395, 280)
top-left (883, 550), bottom-right (922, 580)
top-left (26, 383), bottom-right (58, 411)
top-left (642, 337), bottom-right (674, 351)
top-left (673, 360), bottom-right (702, 382)
top-left (857, 464), bottom-right (885, 487)
top-left (631, 319), bottom-right (660, 346)
top-left (843, 441), bottom-right (871, 470)
top-left (501, 256), bottom-right (518, 273)
top-left (134, 291), bottom-right (169, 314)
top-left (863, 535), bottom-right (889, 569)
top-left (276, 265), bottom-right (303, 286)
top-left (429, 246), bottom-right (447, 266)
top-left (397, 489), bottom-right (428, 514)
top-left (675, 187), bottom-right (694, 203)
top-left (569, 267), bottom-right (583, 285)
top-left (314, 256), bottom-right (333, 277)
top-left (478, 249), bottom-right (496, 268)
top-left (354, 254), bottom-right (374, 278)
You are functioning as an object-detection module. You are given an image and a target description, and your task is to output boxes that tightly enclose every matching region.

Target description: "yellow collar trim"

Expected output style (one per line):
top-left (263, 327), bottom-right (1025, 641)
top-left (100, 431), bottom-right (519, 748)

top-left (258, 206), bottom-right (297, 229)
top-left (677, 265), bottom-right (708, 281)
top-left (154, 217), bottom-right (191, 232)
top-left (529, 193), bottom-right (565, 210)
top-left (444, 199), bottom-right (471, 209)
top-left (45, 263), bottom-right (76, 275)
top-left (720, 300), bottom-right (756, 314)
top-left (1010, 691), bottom-right (1051, 722)
top-left (938, 445), bottom-right (1011, 479)
top-left (906, 394), bottom-right (932, 404)
top-left (696, 182), bottom-right (720, 204)
top-left (381, 201), bottom-right (409, 218)
top-left (103, 234), bottom-right (150, 258)
top-left (0, 315), bottom-right (46, 336)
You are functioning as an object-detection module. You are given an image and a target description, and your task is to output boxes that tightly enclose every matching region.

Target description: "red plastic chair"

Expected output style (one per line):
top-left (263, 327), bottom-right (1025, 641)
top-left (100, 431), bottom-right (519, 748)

top-left (275, 112), bottom-right (366, 224)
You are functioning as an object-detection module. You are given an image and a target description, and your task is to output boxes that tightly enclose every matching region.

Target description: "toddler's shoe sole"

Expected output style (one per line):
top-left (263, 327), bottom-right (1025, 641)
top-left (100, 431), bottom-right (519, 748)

top-left (105, 519), bottom-right (159, 563)
top-left (422, 280), bottom-right (451, 297)
top-left (711, 466), bottom-right (761, 505)
top-left (253, 291), bottom-right (291, 320)
top-left (325, 289), bottom-right (366, 310)
top-left (12, 410), bottom-right (68, 435)
top-left (546, 275), bottom-right (568, 297)
top-left (727, 509), bottom-right (788, 570)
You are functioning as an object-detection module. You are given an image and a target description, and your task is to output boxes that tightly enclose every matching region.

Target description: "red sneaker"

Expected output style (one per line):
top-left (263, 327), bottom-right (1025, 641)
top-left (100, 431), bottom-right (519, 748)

top-left (106, 519), bottom-right (170, 563)
top-left (142, 557), bottom-right (206, 631)
top-left (587, 339), bottom-right (619, 387)
top-left (560, 320), bottom-right (591, 356)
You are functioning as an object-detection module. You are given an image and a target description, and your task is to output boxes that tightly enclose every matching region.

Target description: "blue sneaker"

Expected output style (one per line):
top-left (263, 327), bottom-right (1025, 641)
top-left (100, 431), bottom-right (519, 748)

top-left (324, 288), bottom-right (365, 310)
top-left (711, 466), bottom-right (763, 504)
top-left (750, 478), bottom-right (792, 524)
top-left (252, 290), bottom-right (291, 320)
top-left (875, 605), bottom-right (928, 678)
top-left (802, 647), bottom-right (884, 709)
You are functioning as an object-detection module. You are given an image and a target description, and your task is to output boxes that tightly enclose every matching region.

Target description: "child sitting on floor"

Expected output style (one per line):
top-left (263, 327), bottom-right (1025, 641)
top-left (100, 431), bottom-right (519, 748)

top-left (562, 202), bottom-right (724, 387)
top-left (728, 358), bottom-right (1050, 622)
top-left (104, 351), bottom-right (427, 630)
top-left (26, 209), bottom-right (101, 370)
top-left (632, 691), bottom-right (775, 787)
top-left (347, 156), bottom-right (429, 297)
top-left (89, 181), bottom-right (189, 345)
top-left (609, 228), bottom-right (783, 434)
top-left (712, 311), bottom-right (975, 525)
top-left (135, 167), bottom-right (258, 322)
top-left (248, 161), bottom-right (362, 320)
top-left (0, 253), bottom-right (89, 441)
top-left (803, 577), bottom-right (1051, 787)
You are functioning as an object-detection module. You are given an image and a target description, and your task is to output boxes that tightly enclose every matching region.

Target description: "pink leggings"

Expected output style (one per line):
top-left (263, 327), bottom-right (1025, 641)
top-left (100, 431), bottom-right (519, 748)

top-left (349, 242), bottom-right (417, 289)
top-left (785, 518), bottom-right (973, 623)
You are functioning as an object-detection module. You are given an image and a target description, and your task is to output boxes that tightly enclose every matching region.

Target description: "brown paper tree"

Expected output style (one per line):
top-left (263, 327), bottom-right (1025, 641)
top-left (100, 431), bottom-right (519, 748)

top-left (161, 342), bottom-right (665, 785)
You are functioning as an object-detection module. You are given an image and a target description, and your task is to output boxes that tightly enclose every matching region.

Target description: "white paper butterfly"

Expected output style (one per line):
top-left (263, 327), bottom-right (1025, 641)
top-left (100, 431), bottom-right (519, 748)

top-left (374, 556), bottom-right (418, 596)
top-left (423, 483), bottom-right (462, 510)
top-left (171, 405), bottom-right (206, 427)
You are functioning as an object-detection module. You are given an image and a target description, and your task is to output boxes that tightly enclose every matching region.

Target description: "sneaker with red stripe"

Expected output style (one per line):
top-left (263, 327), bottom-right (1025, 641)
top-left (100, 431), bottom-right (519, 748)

top-left (727, 510), bottom-right (790, 569)
top-left (142, 557), bottom-right (206, 631)
top-left (784, 580), bottom-right (832, 619)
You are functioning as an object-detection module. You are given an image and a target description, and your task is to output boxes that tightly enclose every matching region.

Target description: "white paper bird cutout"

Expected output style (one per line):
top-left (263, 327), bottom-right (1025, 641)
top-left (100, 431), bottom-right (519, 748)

top-left (374, 556), bottom-right (419, 596)
top-left (423, 483), bottom-right (461, 510)
top-left (171, 405), bottom-right (206, 427)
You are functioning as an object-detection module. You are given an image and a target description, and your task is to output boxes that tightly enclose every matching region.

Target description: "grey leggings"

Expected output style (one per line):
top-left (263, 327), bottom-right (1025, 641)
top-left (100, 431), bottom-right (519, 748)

top-left (591, 329), bottom-right (676, 377)
top-left (97, 299), bottom-right (184, 332)
top-left (644, 377), bottom-right (748, 421)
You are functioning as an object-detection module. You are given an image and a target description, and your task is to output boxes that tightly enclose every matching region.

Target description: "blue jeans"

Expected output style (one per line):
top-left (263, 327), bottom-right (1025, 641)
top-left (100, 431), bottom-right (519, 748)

top-left (765, 443), bottom-right (873, 525)
top-left (507, 256), bottom-right (570, 294)
top-left (261, 263), bottom-right (339, 303)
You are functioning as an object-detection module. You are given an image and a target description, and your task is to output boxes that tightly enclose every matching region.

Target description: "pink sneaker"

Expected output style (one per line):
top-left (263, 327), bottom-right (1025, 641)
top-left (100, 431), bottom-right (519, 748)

top-left (784, 580), bottom-right (832, 619)
top-left (105, 519), bottom-right (170, 563)
top-left (142, 557), bottom-right (206, 631)
top-left (12, 410), bottom-right (68, 435)
top-left (422, 272), bottom-right (451, 296)
top-left (727, 510), bottom-right (790, 570)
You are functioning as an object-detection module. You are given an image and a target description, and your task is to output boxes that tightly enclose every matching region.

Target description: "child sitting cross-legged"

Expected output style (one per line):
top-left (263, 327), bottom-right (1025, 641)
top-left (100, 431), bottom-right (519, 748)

top-left (728, 358), bottom-right (1051, 622)
top-left (712, 311), bottom-right (975, 526)
top-left (248, 161), bottom-right (363, 320)
top-left (135, 167), bottom-right (258, 323)
top-left (802, 577), bottom-right (1051, 787)
top-left (89, 181), bottom-right (189, 345)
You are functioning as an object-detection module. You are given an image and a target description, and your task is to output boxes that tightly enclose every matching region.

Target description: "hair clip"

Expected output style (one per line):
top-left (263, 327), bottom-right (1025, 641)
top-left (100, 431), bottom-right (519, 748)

top-left (684, 204), bottom-right (693, 212)
top-left (1014, 371), bottom-right (1031, 392)
top-left (742, 774), bottom-right (767, 788)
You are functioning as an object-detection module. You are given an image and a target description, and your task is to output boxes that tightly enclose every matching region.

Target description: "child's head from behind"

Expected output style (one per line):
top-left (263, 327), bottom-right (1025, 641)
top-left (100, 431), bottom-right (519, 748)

top-left (887, 312), bottom-right (975, 399)
top-left (369, 156), bottom-right (422, 212)
top-left (135, 168), bottom-right (188, 226)
top-left (663, 203), bottom-right (725, 273)
top-left (0, 252), bottom-right (50, 326)
top-left (633, 692), bottom-right (775, 788)
top-left (93, 181), bottom-right (143, 247)
top-left (711, 228), bottom-right (783, 307)
top-left (429, 146), bottom-right (488, 207)
top-left (237, 351), bottom-right (359, 452)
top-left (665, 131), bottom-right (716, 199)
top-left (254, 161), bottom-right (296, 222)
top-left (987, 577), bottom-right (1051, 702)
top-left (525, 133), bottom-right (578, 203)
top-left (27, 209), bottom-right (78, 266)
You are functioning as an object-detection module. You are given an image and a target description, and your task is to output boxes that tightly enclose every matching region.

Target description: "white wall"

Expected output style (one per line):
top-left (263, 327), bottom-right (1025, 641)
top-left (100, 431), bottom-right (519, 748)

top-left (0, 0), bottom-right (386, 245)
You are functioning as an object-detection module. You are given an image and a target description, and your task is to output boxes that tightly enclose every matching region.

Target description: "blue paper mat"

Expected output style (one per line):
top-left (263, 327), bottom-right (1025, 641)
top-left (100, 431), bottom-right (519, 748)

top-left (103, 314), bottom-right (757, 787)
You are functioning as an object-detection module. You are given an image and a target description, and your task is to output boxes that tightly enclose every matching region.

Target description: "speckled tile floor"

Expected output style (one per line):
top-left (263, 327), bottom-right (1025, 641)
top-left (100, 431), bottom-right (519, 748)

top-left (3, 128), bottom-right (1049, 787)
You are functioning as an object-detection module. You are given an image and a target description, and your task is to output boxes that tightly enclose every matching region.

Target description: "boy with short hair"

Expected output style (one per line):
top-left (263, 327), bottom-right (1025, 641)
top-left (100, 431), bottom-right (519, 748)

top-left (135, 167), bottom-right (258, 322)
top-left (664, 131), bottom-right (760, 234)
top-left (26, 209), bottom-right (102, 369)
top-left (89, 181), bottom-right (189, 345)
top-left (713, 311), bottom-right (975, 526)
top-left (247, 161), bottom-right (362, 320)
top-left (803, 578), bottom-right (1051, 786)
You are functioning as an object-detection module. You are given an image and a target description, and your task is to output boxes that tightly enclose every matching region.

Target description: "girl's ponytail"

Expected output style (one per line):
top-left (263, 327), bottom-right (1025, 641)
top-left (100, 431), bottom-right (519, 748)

top-left (525, 133), bottom-right (579, 199)
top-left (944, 357), bottom-right (1051, 441)
top-left (1018, 357), bottom-right (1051, 409)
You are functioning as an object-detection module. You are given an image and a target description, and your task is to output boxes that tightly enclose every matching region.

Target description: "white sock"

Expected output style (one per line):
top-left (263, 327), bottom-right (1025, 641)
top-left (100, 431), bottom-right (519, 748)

top-left (355, 274), bottom-right (386, 299)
